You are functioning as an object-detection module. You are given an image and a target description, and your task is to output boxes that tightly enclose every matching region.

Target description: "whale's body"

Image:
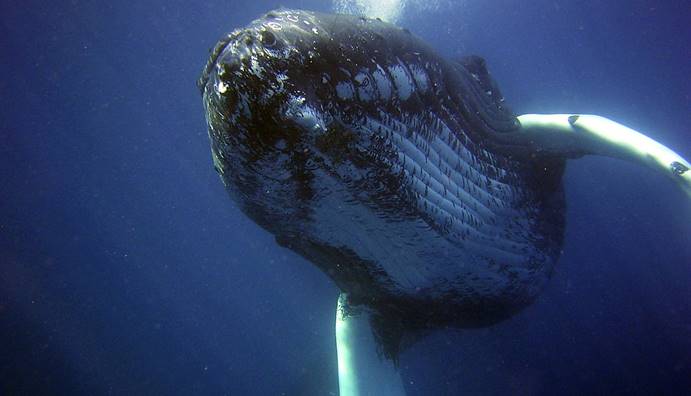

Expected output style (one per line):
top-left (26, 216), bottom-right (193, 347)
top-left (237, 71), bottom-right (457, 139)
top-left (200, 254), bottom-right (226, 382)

top-left (199, 9), bottom-right (566, 341)
top-left (199, 9), bottom-right (691, 394)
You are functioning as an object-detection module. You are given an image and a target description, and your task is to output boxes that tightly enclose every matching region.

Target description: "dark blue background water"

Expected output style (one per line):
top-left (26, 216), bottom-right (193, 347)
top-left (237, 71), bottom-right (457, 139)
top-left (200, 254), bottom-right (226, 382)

top-left (2, 0), bottom-right (690, 394)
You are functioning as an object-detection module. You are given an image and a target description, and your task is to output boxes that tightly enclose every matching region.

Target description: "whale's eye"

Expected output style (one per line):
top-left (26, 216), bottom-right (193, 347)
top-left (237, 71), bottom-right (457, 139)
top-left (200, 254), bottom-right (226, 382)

top-left (261, 31), bottom-right (277, 47)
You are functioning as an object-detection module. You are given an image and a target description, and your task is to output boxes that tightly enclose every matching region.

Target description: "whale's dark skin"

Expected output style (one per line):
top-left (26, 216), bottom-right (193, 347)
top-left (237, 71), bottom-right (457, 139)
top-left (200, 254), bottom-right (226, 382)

top-left (199, 9), bottom-right (565, 356)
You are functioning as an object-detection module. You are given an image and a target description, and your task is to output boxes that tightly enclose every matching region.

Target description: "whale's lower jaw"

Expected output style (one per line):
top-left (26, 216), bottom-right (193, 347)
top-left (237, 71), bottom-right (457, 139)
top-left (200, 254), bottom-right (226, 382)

top-left (200, 9), bottom-right (567, 338)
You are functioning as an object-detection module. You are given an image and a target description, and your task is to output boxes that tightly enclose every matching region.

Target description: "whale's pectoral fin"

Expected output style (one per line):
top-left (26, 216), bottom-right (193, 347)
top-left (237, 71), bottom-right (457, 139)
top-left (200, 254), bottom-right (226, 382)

top-left (511, 114), bottom-right (691, 199)
top-left (336, 294), bottom-right (406, 396)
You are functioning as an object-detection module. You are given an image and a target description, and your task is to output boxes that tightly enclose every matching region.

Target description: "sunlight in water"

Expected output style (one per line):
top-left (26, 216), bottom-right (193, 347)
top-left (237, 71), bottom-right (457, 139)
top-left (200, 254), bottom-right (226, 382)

top-left (333, 0), bottom-right (450, 23)
top-left (333, 0), bottom-right (404, 23)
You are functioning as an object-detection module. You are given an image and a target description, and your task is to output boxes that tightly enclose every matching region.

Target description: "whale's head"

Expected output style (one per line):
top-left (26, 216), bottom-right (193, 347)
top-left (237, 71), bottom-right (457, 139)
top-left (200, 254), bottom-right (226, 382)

top-left (198, 10), bottom-right (328, 135)
top-left (198, 9), bottom-right (453, 239)
top-left (199, 9), bottom-right (567, 355)
top-left (198, 10), bottom-right (446, 190)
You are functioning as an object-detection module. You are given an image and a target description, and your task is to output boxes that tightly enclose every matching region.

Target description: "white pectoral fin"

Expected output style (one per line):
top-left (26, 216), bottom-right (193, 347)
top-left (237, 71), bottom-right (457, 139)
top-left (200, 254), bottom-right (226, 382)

top-left (517, 114), bottom-right (691, 199)
top-left (336, 294), bottom-right (406, 396)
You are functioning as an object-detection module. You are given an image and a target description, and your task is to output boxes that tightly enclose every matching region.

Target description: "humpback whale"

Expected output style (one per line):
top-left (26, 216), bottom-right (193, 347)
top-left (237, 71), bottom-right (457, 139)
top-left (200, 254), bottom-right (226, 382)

top-left (198, 9), bottom-right (691, 395)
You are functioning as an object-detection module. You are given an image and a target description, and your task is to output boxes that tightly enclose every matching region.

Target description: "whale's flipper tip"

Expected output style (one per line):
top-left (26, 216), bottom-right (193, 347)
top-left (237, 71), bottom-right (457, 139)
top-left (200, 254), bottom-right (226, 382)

top-left (516, 114), bottom-right (691, 200)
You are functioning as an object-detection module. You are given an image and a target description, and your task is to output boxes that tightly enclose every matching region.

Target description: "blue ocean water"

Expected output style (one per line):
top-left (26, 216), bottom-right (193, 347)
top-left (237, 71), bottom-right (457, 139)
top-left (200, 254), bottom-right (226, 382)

top-left (1, 0), bottom-right (690, 394)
